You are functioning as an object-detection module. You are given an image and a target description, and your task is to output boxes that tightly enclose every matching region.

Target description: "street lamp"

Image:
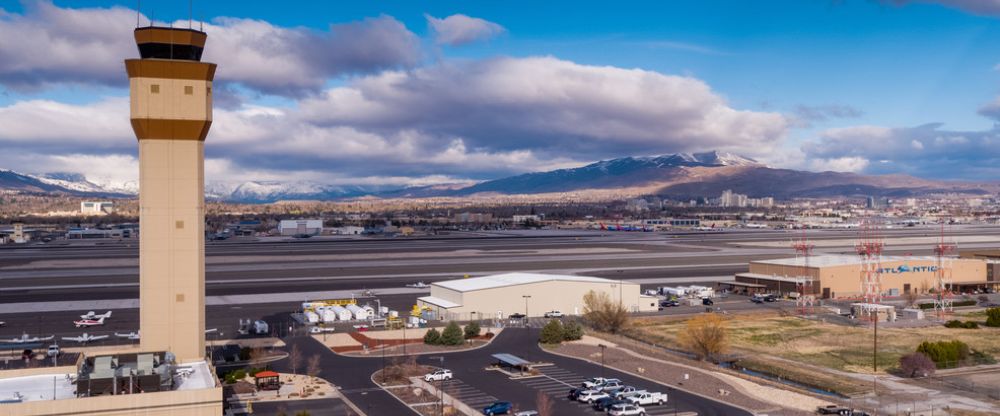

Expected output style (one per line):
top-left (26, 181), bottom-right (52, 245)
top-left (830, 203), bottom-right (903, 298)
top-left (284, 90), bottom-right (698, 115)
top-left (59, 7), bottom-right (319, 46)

top-left (598, 344), bottom-right (607, 378)
top-left (522, 295), bottom-right (531, 326)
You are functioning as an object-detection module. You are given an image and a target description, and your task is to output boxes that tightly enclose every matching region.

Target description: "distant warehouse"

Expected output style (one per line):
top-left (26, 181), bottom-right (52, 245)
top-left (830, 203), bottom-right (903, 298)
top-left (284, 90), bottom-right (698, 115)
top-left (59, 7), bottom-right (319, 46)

top-left (278, 219), bottom-right (323, 236)
top-left (418, 272), bottom-right (658, 321)
top-left (724, 254), bottom-right (995, 299)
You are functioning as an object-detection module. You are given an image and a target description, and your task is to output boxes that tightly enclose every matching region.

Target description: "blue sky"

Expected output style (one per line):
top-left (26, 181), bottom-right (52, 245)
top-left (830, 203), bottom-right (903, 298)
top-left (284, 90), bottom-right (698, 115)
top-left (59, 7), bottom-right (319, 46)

top-left (1, 0), bottom-right (999, 187)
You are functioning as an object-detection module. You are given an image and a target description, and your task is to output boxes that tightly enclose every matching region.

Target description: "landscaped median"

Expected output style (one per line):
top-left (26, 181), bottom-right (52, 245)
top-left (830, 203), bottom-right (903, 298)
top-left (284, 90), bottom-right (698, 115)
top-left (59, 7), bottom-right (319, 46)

top-left (371, 360), bottom-right (468, 416)
top-left (313, 325), bottom-right (502, 356)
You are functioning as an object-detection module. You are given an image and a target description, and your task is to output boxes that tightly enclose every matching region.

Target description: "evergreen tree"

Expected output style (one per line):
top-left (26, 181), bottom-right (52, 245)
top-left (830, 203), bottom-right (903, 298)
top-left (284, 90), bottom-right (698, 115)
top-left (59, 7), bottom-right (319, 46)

top-left (440, 322), bottom-right (465, 346)
top-left (539, 320), bottom-right (566, 344)
top-left (464, 321), bottom-right (481, 339)
top-left (423, 328), bottom-right (441, 345)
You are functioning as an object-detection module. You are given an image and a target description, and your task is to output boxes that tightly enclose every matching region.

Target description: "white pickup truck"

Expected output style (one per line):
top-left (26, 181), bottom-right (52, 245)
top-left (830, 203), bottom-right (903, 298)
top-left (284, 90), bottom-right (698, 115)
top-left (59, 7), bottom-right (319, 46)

top-left (627, 392), bottom-right (667, 406)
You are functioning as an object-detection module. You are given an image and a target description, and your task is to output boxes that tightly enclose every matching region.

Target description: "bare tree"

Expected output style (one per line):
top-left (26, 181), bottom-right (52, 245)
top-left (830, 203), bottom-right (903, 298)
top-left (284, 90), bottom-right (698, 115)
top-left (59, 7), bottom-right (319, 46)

top-left (306, 354), bottom-right (322, 380)
top-left (536, 391), bottom-right (554, 416)
top-left (582, 290), bottom-right (629, 334)
top-left (678, 314), bottom-right (728, 361)
top-left (903, 290), bottom-right (919, 308)
top-left (288, 344), bottom-right (302, 376)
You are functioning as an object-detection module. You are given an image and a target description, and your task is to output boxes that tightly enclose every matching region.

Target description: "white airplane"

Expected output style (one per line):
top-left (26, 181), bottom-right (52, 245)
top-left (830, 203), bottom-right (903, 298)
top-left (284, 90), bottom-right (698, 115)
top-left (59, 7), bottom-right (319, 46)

top-left (80, 311), bottom-right (112, 320)
top-left (115, 331), bottom-right (141, 340)
top-left (406, 282), bottom-right (431, 289)
top-left (73, 316), bottom-right (107, 328)
top-left (61, 333), bottom-right (109, 344)
top-left (175, 367), bottom-right (195, 377)
top-left (1, 333), bottom-right (54, 343)
top-left (205, 328), bottom-right (218, 334)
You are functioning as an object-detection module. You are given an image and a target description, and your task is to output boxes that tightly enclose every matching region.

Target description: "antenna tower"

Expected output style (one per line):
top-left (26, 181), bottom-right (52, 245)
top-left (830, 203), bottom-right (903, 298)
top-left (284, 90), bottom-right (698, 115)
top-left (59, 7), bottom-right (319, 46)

top-left (932, 221), bottom-right (957, 319)
top-left (855, 216), bottom-right (884, 319)
top-left (792, 228), bottom-right (815, 315)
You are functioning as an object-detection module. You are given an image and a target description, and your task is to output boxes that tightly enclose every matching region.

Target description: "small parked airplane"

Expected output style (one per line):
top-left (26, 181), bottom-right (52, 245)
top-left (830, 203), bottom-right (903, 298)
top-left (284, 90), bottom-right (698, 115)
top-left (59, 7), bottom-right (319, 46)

top-left (80, 311), bottom-right (112, 320)
top-left (73, 316), bottom-right (107, 328)
top-left (406, 282), bottom-right (431, 289)
top-left (175, 367), bottom-right (195, 377)
top-left (62, 333), bottom-right (109, 344)
top-left (1, 333), bottom-right (54, 343)
top-left (115, 331), bottom-right (140, 340)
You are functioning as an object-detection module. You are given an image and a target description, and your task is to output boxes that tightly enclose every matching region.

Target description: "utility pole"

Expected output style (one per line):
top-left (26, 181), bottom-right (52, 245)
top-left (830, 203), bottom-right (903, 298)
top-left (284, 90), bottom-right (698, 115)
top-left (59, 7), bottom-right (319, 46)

top-left (598, 344), bottom-right (607, 378)
top-left (522, 295), bottom-right (531, 326)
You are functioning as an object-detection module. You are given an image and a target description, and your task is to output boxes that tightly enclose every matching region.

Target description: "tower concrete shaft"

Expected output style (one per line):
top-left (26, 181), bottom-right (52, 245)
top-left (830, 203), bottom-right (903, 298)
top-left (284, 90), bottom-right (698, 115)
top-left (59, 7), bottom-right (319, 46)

top-left (126, 27), bottom-right (215, 363)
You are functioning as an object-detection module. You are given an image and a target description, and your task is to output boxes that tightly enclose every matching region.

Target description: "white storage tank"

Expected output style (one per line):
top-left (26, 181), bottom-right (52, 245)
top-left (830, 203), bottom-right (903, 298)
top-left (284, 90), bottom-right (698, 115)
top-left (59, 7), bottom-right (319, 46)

top-left (330, 305), bottom-right (352, 321)
top-left (346, 304), bottom-right (369, 320)
top-left (305, 311), bottom-right (320, 324)
top-left (319, 308), bottom-right (338, 323)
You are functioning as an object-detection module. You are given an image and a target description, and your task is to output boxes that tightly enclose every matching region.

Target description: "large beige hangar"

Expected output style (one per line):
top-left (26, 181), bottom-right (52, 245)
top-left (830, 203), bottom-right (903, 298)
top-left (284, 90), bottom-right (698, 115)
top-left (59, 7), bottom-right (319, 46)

top-left (417, 272), bottom-right (658, 321)
top-left (725, 254), bottom-right (994, 299)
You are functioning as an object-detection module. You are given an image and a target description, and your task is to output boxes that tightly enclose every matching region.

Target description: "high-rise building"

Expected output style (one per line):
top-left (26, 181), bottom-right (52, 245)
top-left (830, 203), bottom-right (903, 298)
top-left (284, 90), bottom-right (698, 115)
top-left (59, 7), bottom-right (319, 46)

top-left (126, 26), bottom-right (215, 363)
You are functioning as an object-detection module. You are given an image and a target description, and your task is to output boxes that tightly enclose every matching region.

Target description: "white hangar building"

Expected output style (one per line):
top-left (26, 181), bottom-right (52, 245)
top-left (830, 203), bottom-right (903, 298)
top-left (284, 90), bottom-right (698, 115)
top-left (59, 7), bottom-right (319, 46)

top-left (417, 272), bottom-right (658, 321)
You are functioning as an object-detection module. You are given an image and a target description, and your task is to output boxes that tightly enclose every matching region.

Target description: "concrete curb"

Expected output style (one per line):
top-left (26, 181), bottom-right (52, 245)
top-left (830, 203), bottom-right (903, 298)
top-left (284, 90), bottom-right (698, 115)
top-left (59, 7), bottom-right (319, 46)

top-left (331, 330), bottom-right (502, 358)
top-left (542, 344), bottom-right (765, 416)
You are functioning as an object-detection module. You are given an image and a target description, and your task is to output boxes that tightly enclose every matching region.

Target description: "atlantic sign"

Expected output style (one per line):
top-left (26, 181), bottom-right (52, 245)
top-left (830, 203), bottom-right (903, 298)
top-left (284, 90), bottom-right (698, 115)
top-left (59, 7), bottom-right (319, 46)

top-left (877, 265), bottom-right (938, 274)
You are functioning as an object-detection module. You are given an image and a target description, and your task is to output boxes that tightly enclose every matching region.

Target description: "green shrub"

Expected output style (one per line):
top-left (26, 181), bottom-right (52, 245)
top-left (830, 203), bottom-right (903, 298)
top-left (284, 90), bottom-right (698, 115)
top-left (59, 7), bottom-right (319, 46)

top-left (916, 340), bottom-right (970, 368)
top-left (539, 320), bottom-right (565, 344)
top-left (563, 321), bottom-right (584, 341)
top-left (464, 321), bottom-right (481, 339)
top-left (223, 368), bottom-right (247, 384)
top-left (944, 320), bottom-right (979, 329)
top-left (986, 307), bottom-right (1000, 328)
top-left (439, 322), bottom-right (465, 346)
top-left (423, 328), bottom-right (441, 345)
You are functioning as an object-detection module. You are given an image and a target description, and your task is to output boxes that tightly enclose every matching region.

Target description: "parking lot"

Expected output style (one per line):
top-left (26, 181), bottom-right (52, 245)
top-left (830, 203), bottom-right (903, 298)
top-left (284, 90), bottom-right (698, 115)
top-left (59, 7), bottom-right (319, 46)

top-left (440, 378), bottom-right (501, 410)
top-left (515, 366), bottom-right (682, 415)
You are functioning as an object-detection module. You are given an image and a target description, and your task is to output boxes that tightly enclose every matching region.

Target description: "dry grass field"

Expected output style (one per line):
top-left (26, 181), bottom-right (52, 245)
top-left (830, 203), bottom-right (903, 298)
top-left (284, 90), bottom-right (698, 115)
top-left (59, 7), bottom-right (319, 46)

top-left (629, 312), bottom-right (1000, 375)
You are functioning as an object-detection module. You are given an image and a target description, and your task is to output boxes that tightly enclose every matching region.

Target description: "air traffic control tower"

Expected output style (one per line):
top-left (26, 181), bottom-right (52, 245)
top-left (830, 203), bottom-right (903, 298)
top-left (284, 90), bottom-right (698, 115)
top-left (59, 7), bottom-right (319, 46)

top-left (126, 27), bottom-right (215, 363)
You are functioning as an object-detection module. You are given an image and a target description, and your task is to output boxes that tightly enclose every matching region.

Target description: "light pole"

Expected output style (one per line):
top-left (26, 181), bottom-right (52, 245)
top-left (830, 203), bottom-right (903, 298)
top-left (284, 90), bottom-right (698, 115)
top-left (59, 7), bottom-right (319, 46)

top-left (522, 295), bottom-right (531, 326)
top-left (598, 344), bottom-right (607, 378)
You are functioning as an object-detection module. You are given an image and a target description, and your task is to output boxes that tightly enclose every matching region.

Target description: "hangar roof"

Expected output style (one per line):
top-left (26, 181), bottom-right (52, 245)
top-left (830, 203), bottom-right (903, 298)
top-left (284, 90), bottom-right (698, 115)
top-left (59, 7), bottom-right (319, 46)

top-left (753, 254), bottom-right (939, 268)
top-left (434, 273), bottom-right (621, 293)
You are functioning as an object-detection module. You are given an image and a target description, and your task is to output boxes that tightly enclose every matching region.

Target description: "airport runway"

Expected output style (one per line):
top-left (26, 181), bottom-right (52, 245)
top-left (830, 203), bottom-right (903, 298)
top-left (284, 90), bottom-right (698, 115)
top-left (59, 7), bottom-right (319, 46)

top-left (1, 225), bottom-right (998, 339)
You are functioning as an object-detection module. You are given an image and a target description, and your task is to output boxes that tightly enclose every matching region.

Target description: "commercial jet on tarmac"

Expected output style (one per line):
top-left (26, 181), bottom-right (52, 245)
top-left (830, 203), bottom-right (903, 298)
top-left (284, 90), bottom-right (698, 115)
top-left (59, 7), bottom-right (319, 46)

top-left (1, 333), bottom-right (54, 343)
top-left (73, 316), bottom-right (107, 328)
top-left (80, 311), bottom-right (112, 320)
top-left (62, 333), bottom-right (109, 344)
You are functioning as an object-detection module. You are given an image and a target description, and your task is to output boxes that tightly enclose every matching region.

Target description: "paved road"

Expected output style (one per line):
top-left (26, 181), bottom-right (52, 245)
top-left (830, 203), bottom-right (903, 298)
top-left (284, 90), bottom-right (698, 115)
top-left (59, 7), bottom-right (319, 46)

top-left (271, 328), bottom-right (752, 416)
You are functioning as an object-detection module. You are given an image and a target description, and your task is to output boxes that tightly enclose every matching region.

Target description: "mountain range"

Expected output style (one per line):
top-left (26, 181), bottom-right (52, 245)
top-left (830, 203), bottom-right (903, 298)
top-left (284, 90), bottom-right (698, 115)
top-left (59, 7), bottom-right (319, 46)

top-left (3, 151), bottom-right (996, 203)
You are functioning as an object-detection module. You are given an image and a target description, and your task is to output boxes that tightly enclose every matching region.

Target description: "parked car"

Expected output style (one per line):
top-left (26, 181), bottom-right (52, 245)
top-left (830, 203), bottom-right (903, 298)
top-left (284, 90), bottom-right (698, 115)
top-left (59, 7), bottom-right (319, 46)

top-left (612, 386), bottom-right (646, 399)
top-left (581, 377), bottom-right (610, 388)
top-left (483, 401), bottom-right (513, 415)
top-left (543, 310), bottom-right (563, 318)
top-left (660, 299), bottom-right (679, 307)
top-left (513, 411), bottom-right (538, 416)
top-left (592, 397), bottom-right (628, 411)
top-left (627, 391), bottom-right (667, 406)
top-left (702, 298), bottom-right (714, 306)
top-left (764, 294), bottom-right (778, 302)
top-left (607, 403), bottom-right (647, 416)
top-left (600, 380), bottom-right (625, 391)
top-left (424, 369), bottom-right (453, 382)
top-left (750, 296), bottom-right (765, 304)
top-left (309, 326), bottom-right (335, 334)
top-left (816, 405), bottom-right (850, 414)
top-left (567, 387), bottom-right (585, 400)
top-left (508, 313), bottom-right (527, 320)
top-left (577, 389), bottom-right (610, 403)
top-left (46, 345), bottom-right (60, 358)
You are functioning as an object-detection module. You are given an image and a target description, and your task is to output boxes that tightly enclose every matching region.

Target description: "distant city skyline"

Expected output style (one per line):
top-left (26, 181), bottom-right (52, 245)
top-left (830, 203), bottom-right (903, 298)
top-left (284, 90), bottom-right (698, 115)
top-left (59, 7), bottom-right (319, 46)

top-left (0, 0), bottom-right (999, 187)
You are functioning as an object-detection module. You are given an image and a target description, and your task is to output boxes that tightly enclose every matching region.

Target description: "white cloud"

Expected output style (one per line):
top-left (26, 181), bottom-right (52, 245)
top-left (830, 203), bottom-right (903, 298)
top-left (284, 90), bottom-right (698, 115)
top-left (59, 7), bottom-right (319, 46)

top-left (0, 2), bottom-right (421, 94)
top-left (426, 14), bottom-right (505, 46)
top-left (809, 156), bottom-right (870, 173)
top-left (802, 123), bottom-right (1000, 179)
top-left (299, 56), bottom-right (788, 159)
top-left (885, 0), bottom-right (1000, 17)
top-left (978, 96), bottom-right (1000, 121)
top-left (0, 97), bottom-right (132, 146)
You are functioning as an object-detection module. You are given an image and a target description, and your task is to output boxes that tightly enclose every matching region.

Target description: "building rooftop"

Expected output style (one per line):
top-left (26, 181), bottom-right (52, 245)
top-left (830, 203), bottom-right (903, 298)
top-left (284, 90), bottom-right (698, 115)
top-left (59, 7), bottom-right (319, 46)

top-left (0, 373), bottom-right (76, 403)
top-left (417, 296), bottom-right (462, 309)
top-left (753, 254), bottom-right (944, 268)
top-left (433, 272), bottom-right (622, 292)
